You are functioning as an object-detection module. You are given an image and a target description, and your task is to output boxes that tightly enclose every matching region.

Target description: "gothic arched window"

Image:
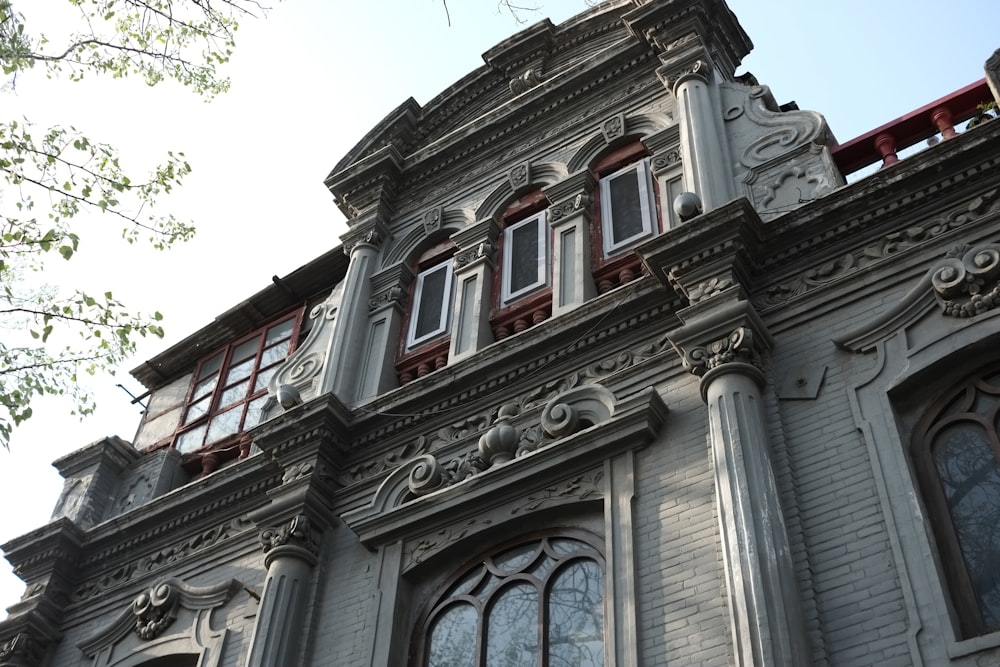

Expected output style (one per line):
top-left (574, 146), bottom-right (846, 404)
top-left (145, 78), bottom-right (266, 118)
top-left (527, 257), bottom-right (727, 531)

top-left (913, 367), bottom-right (1000, 638)
top-left (416, 532), bottom-right (606, 667)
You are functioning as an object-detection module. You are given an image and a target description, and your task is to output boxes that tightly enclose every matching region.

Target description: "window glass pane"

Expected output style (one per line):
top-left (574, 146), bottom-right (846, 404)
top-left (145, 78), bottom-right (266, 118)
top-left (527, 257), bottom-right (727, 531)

top-left (607, 169), bottom-right (645, 244)
top-left (265, 318), bottom-right (295, 345)
top-left (548, 560), bottom-right (605, 667)
top-left (183, 395), bottom-right (212, 425)
top-left (428, 603), bottom-right (478, 667)
top-left (231, 337), bottom-right (260, 364)
top-left (492, 542), bottom-right (540, 574)
top-left (191, 374), bottom-right (219, 402)
top-left (508, 220), bottom-right (542, 295)
top-left (225, 357), bottom-right (255, 385)
top-left (414, 265), bottom-right (449, 341)
top-left (254, 365), bottom-right (279, 393)
top-left (219, 379), bottom-right (251, 408)
top-left (244, 394), bottom-right (270, 431)
top-left (176, 425), bottom-right (207, 454)
top-left (933, 422), bottom-right (1000, 630)
top-left (261, 339), bottom-right (291, 367)
top-left (448, 565), bottom-right (486, 598)
top-left (206, 405), bottom-right (244, 444)
top-left (486, 583), bottom-right (538, 667)
top-left (197, 352), bottom-right (224, 380)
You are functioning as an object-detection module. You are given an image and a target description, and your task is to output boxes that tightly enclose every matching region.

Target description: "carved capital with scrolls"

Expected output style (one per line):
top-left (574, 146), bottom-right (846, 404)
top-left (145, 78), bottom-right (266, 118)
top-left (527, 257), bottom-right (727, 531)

top-left (932, 243), bottom-right (1000, 317)
top-left (260, 514), bottom-right (320, 559)
top-left (369, 285), bottom-right (405, 312)
top-left (454, 241), bottom-right (496, 269)
top-left (131, 582), bottom-right (180, 640)
top-left (548, 194), bottom-right (590, 223)
top-left (680, 326), bottom-right (760, 376)
top-left (342, 228), bottom-right (382, 256)
top-left (658, 58), bottom-right (711, 95)
top-left (509, 68), bottom-right (541, 95)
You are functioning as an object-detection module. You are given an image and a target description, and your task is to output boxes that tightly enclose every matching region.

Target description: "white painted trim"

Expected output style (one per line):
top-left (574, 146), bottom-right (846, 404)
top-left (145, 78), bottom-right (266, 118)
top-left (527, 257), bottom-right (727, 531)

top-left (599, 159), bottom-right (656, 256)
top-left (406, 259), bottom-right (454, 349)
top-left (501, 212), bottom-right (549, 305)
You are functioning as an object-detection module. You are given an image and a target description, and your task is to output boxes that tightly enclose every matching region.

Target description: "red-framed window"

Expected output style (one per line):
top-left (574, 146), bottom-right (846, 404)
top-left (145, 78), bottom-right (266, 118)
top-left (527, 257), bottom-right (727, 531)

top-left (397, 240), bottom-right (457, 384)
top-left (174, 311), bottom-right (302, 454)
top-left (591, 142), bottom-right (661, 294)
top-left (491, 189), bottom-right (552, 340)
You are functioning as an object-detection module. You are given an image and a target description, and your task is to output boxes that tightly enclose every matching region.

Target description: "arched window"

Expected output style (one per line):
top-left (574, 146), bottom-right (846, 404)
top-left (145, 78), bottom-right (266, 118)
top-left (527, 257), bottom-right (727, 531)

top-left (912, 366), bottom-right (1000, 638)
top-left (416, 532), bottom-right (606, 667)
top-left (591, 141), bottom-right (660, 294)
top-left (398, 238), bottom-right (458, 383)
top-left (492, 189), bottom-right (551, 340)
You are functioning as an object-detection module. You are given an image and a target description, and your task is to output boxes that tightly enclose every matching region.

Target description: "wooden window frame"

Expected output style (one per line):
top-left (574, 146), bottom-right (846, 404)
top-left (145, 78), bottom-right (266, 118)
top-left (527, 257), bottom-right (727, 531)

top-left (173, 310), bottom-right (302, 458)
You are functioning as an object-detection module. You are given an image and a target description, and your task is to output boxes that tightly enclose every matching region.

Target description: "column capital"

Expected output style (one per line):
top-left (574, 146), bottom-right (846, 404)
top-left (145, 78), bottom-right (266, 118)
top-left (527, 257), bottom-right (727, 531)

top-left (667, 297), bottom-right (773, 400)
top-left (259, 514), bottom-right (321, 567)
top-left (452, 218), bottom-right (500, 273)
top-left (341, 218), bottom-right (388, 256)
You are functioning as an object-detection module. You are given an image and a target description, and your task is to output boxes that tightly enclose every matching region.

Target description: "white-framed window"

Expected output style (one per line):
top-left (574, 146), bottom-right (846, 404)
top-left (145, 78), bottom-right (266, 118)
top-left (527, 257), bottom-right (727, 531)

top-left (407, 259), bottom-right (455, 349)
top-left (599, 158), bottom-right (657, 256)
top-left (501, 212), bottom-right (549, 306)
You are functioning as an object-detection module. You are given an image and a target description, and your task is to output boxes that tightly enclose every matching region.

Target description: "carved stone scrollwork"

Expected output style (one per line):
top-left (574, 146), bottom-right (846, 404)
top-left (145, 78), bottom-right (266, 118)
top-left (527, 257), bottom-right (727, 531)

top-left (664, 59), bottom-right (710, 93)
top-left (687, 276), bottom-right (734, 304)
top-left (454, 241), bottom-right (495, 268)
top-left (509, 68), bottom-right (541, 95)
top-left (132, 582), bottom-right (179, 640)
top-left (682, 326), bottom-right (759, 376)
top-left (369, 286), bottom-right (405, 312)
top-left (932, 243), bottom-right (1000, 317)
top-left (548, 194), bottom-right (588, 222)
top-left (541, 385), bottom-right (617, 439)
top-left (0, 632), bottom-right (44, 666)
top-left (651, 147), bottom-right (682, 171)
top-left (344, 229), bottom-right (382, 256)
top-left (259, 514), bottom-right (320, 557)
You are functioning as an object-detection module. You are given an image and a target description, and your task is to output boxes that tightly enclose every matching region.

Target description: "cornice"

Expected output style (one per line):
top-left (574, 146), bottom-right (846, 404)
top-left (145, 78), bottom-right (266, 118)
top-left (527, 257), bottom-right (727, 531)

top-left (51, 436), bottom-right (138, 478)
top-left (749, 121), bottom-right (1000, 311)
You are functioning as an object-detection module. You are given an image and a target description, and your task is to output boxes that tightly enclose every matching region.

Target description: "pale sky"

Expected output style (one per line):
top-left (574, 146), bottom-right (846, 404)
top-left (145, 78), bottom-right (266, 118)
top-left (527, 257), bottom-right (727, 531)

top-left (1, 0), bottom-right (998, 613)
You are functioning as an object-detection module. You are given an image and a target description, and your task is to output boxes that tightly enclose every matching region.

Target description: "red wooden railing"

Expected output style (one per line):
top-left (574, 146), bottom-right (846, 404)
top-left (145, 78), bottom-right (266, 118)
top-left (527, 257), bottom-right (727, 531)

top-left (831, 79), bottom-right (995, 176)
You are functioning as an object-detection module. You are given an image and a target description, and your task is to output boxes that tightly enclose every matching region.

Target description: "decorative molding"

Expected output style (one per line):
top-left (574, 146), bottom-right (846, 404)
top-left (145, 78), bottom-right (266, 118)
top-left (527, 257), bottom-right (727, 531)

top-left (71, 516), bottom-right (253, 602)
top-left (650, 146), bottom-right (682, 172)
top-left (737, 84), bottom-right (830, 168)
top-left (602, 113), bottom-right (626, 143)
top-left (368, 285), bottom-right (405, 312)
top-left (453, 241), bottom-right (495, 269)
top-left (79, 577), bottom-right (239, 662)
top-left (422, 206), bottom-right (443, 235)
top-left (0, 632), bottom-right (44, 666)
top-left (270, 282), bottom-right (344, 399)
top-left (343, 228), bottom-right (382, 256)
top-left (403, 468), bottom-right (605, 569)
top-left (757, 188), bottom-right (1000, 309)
top-left (343, 387), bottom-right (666, 550)
top-left (680, 326), bottom-right (760, 376)
top-left (509, 68), bottom-right (542, 96)
top-left (259, 514), bottom-right (320, 558)
top-left (687, 276), bottom-right (734, 304)
top-left (548, 194), bottom-right (588, 222)
top-left (931, 242), bottom-right (1000, 317)
top-left (508, 161), bottom-right (530, 190)
top-left (132, 581), bottom-right (180, 640)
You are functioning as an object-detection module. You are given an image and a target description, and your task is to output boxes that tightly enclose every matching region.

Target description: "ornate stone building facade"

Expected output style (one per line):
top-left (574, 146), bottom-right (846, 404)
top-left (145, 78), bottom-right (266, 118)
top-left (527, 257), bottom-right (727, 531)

top-left (3, 0), bottom-right (1000, 665)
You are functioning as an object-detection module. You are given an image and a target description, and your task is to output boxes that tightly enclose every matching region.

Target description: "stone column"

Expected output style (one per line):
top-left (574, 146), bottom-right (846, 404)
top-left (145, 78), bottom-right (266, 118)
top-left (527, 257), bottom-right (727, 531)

top-left (657, 46), bottom-right (733, 211)
top-left (448, 219), bottom-right (499, 362)
top-left (669, 302), bottom-right (808, 666)
top-left (319, 221), bottom-right (385, 401)
top-left (542, 170), bottom-right (597, 317)
top-left (243, 514), bottom-right (321, 667)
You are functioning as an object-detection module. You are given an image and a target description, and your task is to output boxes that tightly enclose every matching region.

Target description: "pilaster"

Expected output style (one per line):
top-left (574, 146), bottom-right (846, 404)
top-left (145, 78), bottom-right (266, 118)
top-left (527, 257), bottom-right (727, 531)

top-left (667, 298), bottom-right (808, 666)
top-left (357, 262), bottom-right (412, 401)
top-left (449, 219), bottom-right (500, 362)
top-left (243, 394), bottom-right (351, 667)
top-left (320, 218), bottom-right (388, 402)
top-left (542, 170), bottom-right (597, 316)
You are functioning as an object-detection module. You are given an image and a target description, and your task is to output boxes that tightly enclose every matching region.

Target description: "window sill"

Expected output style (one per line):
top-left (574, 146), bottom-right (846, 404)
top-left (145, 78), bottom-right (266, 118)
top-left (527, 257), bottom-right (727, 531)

top-left (947, 627), bottom-right (1000, 659)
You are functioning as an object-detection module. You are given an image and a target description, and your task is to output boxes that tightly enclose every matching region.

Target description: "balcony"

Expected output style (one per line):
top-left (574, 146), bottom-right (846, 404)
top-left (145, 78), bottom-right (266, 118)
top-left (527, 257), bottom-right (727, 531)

top-left (831, 79), bottom-right (997, 179)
